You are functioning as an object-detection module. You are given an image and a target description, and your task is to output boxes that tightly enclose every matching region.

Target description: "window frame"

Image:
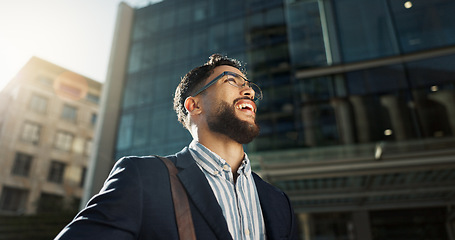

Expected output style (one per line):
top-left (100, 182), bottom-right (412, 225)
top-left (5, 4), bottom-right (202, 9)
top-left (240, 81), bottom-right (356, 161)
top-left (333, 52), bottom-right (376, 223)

top-left (11, 152), bottom-right (33, 177)
top-left (21, 121), bottom-right (41, 145)
top-left (54, 131), bottom-right (74, 152)
top-left (29, 94), bottom-right (48, 114)
top-left (61, 104), bottom-right (78, 123)
top-left (47, 160), bottom-right (66, 184)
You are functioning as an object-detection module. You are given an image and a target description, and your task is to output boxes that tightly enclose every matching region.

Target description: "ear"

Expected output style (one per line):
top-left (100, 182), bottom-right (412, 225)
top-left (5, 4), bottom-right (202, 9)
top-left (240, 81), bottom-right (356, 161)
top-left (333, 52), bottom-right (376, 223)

top-left (184, 96), bottom-right (202, 115)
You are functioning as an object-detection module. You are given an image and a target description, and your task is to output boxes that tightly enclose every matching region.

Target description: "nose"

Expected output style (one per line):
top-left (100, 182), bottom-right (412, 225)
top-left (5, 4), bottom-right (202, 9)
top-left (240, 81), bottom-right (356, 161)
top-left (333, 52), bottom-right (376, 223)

top-left (240, 85), bottom-right (255, 100)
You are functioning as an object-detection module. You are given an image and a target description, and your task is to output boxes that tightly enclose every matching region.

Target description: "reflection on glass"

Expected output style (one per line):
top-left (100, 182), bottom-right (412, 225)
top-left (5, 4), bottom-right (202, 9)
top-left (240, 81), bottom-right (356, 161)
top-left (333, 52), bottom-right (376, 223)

top-left (389, 0), bottom-right (455, 53)
top-left (255, 52), bottom-right (455, 151)
top-left (404, 1), bottom-right (413, 9)
top-left (333, 0), bottom-right (399, 62)
top-left (285, 0), bottom-right (327, 67)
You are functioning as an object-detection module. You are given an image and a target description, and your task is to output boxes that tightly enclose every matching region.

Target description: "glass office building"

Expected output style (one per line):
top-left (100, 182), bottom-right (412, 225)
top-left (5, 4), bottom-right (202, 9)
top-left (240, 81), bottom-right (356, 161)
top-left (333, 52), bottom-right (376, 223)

top-left (88, 0), bottom-right (455, 239)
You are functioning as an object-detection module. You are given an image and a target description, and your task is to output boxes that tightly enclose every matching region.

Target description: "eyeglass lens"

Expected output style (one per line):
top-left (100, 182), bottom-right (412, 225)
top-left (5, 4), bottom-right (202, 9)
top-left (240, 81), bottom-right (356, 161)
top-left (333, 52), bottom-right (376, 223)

top-left (227, 73), bottom-right (262, 100)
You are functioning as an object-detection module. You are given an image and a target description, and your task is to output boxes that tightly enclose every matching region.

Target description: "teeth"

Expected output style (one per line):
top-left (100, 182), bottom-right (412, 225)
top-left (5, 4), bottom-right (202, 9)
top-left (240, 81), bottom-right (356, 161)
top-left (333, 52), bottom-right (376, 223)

top-left (236, 103), bottom-right (254, 111)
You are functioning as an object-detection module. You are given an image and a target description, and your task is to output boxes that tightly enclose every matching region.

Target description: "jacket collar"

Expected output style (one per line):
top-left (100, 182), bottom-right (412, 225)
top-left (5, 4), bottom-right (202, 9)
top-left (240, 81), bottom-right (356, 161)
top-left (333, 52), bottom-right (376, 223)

top-left (170, 147), bottom-right (286, 240)
top-left (169, 147), bottom-right (233, 240)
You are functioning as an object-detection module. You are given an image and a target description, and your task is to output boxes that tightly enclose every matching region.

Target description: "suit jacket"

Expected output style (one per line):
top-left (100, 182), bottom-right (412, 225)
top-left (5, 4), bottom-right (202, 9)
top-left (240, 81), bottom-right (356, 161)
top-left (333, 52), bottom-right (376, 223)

top-left (56, 147), bottom-right (298, 240)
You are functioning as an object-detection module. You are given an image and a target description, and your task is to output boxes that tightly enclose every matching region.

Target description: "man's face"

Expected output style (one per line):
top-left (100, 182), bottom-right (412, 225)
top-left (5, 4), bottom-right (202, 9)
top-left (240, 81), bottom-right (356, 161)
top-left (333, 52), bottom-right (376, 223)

top-left (201, 66), bottom-right (260, 144)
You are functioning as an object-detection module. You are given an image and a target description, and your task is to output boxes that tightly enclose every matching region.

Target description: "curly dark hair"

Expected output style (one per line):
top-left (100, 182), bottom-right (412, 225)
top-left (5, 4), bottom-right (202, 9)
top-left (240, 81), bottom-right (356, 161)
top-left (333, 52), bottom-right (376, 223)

top-left (173, 54), bottom-right (244, 129)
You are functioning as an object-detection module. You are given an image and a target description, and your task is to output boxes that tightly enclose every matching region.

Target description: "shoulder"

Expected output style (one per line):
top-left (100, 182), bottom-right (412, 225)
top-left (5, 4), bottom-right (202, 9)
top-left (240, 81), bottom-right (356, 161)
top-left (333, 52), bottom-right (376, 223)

top-left (114, 155), bottom-right (163, 167)
top-left (251, 172), bottom-right (286, 196)
top-left (106, 155), bottom-right (170, 183)
top-left (114, 147), bottom-right (188, 168)
top-left (251, 172), bottom-right (293, 209)
top-left (106, 148), bottom-right (191, 183)
top-left (110, 151), bottom-right (186, 176)
top-left (98, 155), bottom-right (176, 198)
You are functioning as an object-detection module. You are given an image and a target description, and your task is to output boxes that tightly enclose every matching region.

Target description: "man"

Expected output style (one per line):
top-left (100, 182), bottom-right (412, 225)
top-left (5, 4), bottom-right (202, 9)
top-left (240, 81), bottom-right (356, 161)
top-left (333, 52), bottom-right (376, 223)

top-left (55, 54), bottom-right (297, 240)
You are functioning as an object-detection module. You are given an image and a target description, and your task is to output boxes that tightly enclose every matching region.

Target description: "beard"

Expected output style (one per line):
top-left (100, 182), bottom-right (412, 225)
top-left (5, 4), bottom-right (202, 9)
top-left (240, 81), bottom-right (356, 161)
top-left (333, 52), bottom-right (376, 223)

top-left (206, 99), bottom-right (260, 144)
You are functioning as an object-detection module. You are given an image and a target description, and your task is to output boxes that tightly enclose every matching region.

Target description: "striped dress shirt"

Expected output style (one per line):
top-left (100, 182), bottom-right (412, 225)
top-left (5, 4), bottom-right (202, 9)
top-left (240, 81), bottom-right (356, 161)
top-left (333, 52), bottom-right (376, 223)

top-left (189, 140), bottom-right (266, 240)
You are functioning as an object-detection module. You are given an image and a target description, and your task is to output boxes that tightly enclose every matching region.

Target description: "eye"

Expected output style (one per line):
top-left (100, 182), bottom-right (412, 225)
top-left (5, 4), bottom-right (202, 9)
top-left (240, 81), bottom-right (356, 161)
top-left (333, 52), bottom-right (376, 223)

top-left (225, 76), bottom-right (238, 85)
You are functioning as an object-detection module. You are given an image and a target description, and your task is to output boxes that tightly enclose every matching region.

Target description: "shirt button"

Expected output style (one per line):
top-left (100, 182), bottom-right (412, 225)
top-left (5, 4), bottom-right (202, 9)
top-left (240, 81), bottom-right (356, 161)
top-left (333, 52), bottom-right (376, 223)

top-left (213, 170), bottom-right (219, 175)
top-left (223, 165), bottom-right (229, 171)
top-left (245, 228), bottom-right (250, 235)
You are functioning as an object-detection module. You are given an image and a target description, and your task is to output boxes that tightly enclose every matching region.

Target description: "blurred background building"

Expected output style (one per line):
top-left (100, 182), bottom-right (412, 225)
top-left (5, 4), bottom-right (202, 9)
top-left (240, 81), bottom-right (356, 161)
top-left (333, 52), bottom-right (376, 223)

top-left (0, 57), bottom-right (101, 216)
top-left (86, 0), bottom-right (455, 239)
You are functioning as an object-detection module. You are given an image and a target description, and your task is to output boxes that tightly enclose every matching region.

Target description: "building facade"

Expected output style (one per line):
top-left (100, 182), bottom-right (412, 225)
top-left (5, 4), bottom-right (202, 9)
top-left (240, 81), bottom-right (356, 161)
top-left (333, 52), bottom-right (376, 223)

top-left (88, 0), bottom-right (455, 239)
top-left (0, 57), bottom-right (101, 215)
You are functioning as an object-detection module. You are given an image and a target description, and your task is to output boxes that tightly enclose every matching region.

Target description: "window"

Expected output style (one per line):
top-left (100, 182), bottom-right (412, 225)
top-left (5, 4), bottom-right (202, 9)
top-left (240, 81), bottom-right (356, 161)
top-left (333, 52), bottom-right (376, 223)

top-left (37, 192), bottom-right (64, 213)
top-left (333, 0), bottom-right (399, 62)
top-left (86, 93), bottom-right (100, 104)
top-left (406, 55), bottom-right (455, 138)
top-left (11, 152), bottom-right (33, 177)
top-left (0, 186), bottom-right (29, 213)
top-left (61, 104), bottom-right (77, 122)
top-left (133, 111), bottom-right (148, 147)
top-left (37, 75), bottom-right (53, 85)
top-left (116, 114), bottom-right (134, 150)
top-left (389, 0), bottom-right (455, 53)
top-left (54, 131), bottom-right (74, 151)
top-left (21, 122), bottom-right (41, 145)
top-left (226, 18), bottom-right (245, 48)
top-left (90, 113), bottom-right (97, 126)
top-left (29, 94), bottom-right (48, 114)
top-left (47, 161), bottom-right (66, 183)
top-left (128, 43), bottom-right (143, 73)
top-left (286, 0), bottom-right (327, 67)
top-left (192, 30), bottom-right (208, 56)
top-left (80, 167), bottom-right (87, 188)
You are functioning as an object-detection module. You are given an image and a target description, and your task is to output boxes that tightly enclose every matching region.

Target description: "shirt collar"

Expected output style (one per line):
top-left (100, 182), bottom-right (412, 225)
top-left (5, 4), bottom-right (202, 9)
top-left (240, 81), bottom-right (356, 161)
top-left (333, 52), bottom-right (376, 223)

top-left (189, 140), bottom-right (251, 177)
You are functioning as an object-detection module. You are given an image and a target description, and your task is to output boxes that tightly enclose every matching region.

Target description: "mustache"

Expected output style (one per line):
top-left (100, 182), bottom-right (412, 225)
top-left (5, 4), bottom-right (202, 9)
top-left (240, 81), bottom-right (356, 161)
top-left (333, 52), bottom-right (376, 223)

top-left (233, 97), bottom-right (255, 105)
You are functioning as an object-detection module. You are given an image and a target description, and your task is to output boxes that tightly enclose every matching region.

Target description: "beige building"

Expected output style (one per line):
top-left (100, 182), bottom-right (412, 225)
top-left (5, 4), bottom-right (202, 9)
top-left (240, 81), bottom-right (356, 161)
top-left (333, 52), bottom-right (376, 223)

top-left (0, 57), bottom-right (102, 215)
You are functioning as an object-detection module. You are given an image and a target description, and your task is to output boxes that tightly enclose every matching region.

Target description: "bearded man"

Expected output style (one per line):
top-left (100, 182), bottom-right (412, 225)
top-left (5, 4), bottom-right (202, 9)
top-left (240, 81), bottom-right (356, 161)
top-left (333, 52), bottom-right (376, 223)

top-left (56, 54), bottom-right (297, 240)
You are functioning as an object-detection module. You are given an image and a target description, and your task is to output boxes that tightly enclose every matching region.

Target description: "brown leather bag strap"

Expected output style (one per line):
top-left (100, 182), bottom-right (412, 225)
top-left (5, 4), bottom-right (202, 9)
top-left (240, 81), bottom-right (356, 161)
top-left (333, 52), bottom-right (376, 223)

top-left (157, 156), bottom-right (196, 240)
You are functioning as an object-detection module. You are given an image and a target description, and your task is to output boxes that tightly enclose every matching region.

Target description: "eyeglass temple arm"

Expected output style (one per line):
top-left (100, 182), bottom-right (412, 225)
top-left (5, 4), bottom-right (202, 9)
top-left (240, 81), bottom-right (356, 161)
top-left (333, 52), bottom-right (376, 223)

top-left (191, 73), bottom-right (226, 97)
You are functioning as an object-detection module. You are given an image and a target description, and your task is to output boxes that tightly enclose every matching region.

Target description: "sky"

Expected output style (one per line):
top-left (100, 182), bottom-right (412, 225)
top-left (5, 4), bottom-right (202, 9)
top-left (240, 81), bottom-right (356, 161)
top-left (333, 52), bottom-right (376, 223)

top-left (0, 0), bottom-right (156, 90)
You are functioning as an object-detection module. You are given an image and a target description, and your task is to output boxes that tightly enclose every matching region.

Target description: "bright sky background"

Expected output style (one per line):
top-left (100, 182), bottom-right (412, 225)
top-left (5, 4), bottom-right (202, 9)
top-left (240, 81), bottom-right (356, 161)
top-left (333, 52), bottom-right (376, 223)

top-left (0, 0), bottom-right (156, 90)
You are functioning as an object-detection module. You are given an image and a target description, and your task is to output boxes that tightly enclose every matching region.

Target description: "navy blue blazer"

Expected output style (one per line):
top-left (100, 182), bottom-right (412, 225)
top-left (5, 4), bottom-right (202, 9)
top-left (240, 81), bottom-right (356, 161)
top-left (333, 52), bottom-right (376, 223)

top-left (56, 147), bottom-right (298, 240)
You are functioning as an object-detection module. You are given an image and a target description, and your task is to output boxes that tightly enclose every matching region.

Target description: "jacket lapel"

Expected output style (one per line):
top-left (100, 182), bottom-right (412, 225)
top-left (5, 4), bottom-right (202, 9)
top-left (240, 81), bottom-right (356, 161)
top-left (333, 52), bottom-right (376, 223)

top-left (253, 173), bottom-right (289, 239)
top-left (171, 148), bottom-right (232, 240)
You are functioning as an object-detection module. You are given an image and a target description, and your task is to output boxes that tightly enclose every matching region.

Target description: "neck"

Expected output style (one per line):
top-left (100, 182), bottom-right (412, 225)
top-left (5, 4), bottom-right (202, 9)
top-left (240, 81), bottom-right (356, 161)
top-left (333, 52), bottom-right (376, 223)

top-left (195, 130), bottom-right (245, 174)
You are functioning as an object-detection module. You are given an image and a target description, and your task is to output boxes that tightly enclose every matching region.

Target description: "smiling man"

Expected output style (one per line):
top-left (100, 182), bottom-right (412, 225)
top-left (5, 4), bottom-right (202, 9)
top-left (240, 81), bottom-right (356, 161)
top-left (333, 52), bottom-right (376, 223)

top-left (55, 54), bottom-right (297, 240)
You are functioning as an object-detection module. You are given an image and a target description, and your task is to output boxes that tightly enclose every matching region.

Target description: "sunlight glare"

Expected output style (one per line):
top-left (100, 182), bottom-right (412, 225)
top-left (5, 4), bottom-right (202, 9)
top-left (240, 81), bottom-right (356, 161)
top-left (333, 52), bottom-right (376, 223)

top-left (384, 129), bottom-right (393, 136)
top-left (0, 39), bottom-right (32, 90)
top-left (404, 1), bottom-right (413, 9)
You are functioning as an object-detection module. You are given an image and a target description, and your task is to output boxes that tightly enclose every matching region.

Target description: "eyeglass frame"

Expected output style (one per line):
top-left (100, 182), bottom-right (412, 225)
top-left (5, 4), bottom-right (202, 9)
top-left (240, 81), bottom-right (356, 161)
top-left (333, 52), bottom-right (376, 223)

top-left (191, 71), bottom-right (263, 101)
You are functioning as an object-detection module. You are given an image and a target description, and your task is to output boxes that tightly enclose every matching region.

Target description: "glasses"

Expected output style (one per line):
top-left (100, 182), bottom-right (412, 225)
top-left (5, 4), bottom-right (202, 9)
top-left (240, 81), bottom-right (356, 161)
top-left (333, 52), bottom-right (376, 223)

top-left (192, 71), bottom-right (263, 101)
